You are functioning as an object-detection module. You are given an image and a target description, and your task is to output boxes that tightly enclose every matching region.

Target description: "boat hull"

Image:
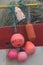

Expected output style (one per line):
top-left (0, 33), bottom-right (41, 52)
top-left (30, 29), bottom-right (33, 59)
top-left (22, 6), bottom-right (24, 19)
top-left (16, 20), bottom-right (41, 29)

top-left (0, 24), bottom-right (43, 49)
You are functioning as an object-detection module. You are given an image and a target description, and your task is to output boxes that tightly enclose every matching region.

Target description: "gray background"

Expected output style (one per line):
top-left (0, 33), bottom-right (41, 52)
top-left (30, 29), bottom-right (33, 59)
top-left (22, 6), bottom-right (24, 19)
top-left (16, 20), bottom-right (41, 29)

top-left (0, 47), bottom-right (43, 65)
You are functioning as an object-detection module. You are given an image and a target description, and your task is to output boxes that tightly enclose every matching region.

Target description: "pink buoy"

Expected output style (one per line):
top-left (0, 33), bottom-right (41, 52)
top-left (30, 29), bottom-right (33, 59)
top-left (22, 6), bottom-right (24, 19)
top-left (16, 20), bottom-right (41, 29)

top-left (17, 51), bottom-right (28, 62)
top-left (10, 34), bottom-right (25, 48)
top-left (8, 49), bottom-right (18, 59)
top-left (24, 41), bottom-right (36, 55)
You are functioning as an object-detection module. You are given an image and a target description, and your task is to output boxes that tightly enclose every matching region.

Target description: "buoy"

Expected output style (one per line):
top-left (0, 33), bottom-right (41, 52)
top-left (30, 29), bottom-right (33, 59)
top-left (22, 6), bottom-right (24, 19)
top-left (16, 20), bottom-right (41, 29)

top-left (26, 23), bottom-right (36, 41)
top-left (17, 48), bottom-right (28, 62)
top-left (8, 49), bottom-right (18, 59)
top-left (24, 41), bottom-right (36, 55)
top-left (10, 33), bottom-right (25, 48)
top-left (15, 7), bottom-right (26, 22)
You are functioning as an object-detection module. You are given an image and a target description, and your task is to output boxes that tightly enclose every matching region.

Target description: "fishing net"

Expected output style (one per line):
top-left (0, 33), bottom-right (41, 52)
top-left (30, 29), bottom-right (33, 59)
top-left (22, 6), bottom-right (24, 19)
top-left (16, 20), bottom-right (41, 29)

top-left (0, 1), bottom-right (16, 26)
top-left (0, 0), bottom-right (43, 26)
top-left (0, 0), bottom-right (29, 26)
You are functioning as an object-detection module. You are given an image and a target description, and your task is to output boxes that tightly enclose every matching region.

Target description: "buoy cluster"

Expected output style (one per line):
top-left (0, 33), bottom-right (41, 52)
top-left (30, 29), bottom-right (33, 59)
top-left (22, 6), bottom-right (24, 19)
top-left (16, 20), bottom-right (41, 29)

top-left (7, 33), bottom-right (36, 62)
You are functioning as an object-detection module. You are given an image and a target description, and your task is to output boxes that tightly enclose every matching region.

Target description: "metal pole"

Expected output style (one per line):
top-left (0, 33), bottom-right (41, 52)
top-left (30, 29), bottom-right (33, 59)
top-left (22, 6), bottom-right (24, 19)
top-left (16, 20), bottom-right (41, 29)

top-left (0, 3), bottom-right (38, 8)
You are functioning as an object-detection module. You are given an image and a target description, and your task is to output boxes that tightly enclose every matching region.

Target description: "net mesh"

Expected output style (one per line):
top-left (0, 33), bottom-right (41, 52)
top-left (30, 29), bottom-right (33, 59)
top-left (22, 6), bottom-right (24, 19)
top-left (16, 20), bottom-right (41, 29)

top-left (0, 0), bottom-right (43, 26)
top-left (0, 1), bottom-right (28, 26)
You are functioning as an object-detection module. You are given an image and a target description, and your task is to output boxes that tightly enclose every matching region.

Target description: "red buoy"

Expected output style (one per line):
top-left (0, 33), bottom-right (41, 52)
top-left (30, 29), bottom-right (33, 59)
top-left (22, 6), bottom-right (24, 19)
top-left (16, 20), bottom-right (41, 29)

top-left (10, 34), bottom-right (25, 48)
top-left (24, 41), bottom-right (36, 55)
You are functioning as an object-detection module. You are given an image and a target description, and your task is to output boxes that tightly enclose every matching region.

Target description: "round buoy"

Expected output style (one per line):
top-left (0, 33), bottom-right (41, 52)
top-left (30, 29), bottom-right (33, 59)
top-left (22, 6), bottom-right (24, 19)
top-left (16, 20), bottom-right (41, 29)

top-left (24, 41), bottom-right (36, 55)
top-left (17, 48), bottom-right (28, 62)
top-left (10, 34), bottom-right (25, 48)
top-left (8, 49), bottom-right (18, 59)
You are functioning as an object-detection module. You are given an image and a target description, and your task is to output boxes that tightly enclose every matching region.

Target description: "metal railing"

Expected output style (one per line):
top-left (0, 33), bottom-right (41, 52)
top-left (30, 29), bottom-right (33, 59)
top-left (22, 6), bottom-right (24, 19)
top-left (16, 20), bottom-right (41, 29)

top-left (0, 3), bottom-right (38, 8)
